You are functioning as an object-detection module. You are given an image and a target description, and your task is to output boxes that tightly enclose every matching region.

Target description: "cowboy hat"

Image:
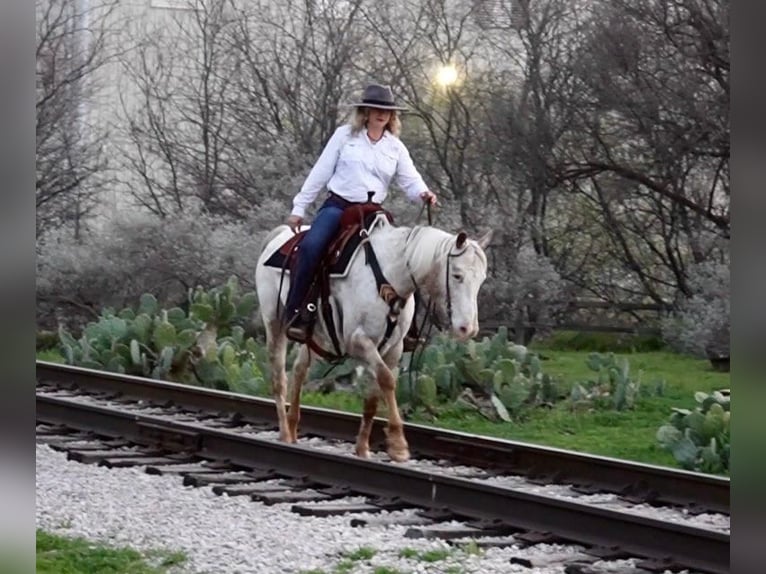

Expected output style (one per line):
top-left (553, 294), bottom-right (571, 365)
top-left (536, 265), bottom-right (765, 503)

top-left (347, 83), bottom-right (408, 111)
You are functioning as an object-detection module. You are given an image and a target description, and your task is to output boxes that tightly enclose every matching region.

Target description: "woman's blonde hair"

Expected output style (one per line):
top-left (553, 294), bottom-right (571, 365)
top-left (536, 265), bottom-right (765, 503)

top-left (348, 107), bottom-right (401, 137)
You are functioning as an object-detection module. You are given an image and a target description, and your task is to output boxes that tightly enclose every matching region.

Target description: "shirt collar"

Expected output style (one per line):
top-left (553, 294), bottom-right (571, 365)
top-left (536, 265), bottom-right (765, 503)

top-left (365, 128), bottom-right (389, 144)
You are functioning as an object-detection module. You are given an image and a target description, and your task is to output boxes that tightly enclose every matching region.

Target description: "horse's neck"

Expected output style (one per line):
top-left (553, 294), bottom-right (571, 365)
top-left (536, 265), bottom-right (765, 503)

top-left (405, 227), bottom-right (453, 289)
top-left (370, 225), bottom-right (451, 296)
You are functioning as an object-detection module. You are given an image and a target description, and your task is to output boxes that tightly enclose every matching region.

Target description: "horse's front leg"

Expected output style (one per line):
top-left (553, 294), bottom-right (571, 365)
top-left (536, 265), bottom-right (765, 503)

top-left (349, 332), bottom-right (409, 462)
top-left (286, 344), bottom-right (312, 443)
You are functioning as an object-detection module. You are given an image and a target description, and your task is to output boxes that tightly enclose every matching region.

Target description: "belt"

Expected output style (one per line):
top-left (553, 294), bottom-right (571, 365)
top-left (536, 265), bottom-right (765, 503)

top-left (328, 191), bottom-right (378, 205)
top-left (327, 191), bottom-right (359, 207)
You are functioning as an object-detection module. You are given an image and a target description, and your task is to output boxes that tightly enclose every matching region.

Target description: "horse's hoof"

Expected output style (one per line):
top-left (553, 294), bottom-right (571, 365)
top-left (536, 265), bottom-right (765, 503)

top-left (280, 432), bottom-right (296, 444)
top-left (387, 444), bottom-right (410, 462)
top-left (355, 446), bottom-right (370, 459)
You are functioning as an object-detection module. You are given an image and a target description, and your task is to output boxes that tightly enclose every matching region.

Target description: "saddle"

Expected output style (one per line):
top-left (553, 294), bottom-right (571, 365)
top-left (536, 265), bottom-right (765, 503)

top-left (263, 202), bottom-right (394, 276)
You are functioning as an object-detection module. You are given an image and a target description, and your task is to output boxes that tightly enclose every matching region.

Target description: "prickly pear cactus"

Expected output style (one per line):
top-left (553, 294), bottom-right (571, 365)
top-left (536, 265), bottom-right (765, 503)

top-left (396, 326), bottom-right (555, 420)
top-left (57, 276), bottom-right (263, 395)
top-left (569, 352), bottom-right (641, 411)
top-left (656, 390), bottom-right (730, 473)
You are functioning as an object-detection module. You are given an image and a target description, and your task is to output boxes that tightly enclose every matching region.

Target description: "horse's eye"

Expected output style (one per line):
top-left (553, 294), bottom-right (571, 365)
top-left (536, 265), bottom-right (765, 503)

top-left (452, 274), bottom-right (463, 282)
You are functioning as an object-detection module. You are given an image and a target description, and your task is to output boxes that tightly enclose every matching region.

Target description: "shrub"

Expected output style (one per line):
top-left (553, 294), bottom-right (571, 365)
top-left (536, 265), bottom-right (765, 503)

top-left (480, 242), bottom-right (570, 345)
top-left (536, 330), bottom-right (665, 353)
top-left (662, 260), bottom-right (730, 360)
top-left (36, 208), bottom-right (273, 331)
top-left (656, 390), bottom-right (730, 474)
top-left (37, 330), bottom-right (59, 351)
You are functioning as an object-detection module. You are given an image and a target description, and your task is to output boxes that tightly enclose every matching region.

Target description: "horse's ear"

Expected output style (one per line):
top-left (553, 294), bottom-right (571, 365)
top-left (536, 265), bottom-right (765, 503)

top-left (456, 231), bottom-right (468, 249)
top-left (476, 229), bottom-right (493, 249)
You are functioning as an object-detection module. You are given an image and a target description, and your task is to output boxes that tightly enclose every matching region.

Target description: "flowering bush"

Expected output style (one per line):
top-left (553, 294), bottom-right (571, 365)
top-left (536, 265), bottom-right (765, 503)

top-left (662, 260), bottom-right (730, 360)
top-left (36, 208), bottom-right (278, 330)
top-left (481, 241), bottom-right (569, 344)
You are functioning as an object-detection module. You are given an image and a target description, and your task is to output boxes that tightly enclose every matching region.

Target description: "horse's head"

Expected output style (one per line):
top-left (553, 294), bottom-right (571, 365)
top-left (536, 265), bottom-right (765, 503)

top-left (438, 229), bottom-right (493, 341)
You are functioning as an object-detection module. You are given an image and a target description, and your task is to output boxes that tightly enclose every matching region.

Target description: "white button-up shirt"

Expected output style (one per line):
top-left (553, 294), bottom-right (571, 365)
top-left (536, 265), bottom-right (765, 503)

top-left (291, 124), bottom-right (430, 218)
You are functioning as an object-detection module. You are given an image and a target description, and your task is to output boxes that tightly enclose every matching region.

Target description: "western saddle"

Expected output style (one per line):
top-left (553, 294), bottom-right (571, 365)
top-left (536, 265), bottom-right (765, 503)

top-left (265, 198), bottom-right (414, 360)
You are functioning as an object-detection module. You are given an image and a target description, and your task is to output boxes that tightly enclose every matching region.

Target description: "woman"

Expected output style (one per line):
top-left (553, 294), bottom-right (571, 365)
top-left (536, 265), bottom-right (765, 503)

top-left (283, 82), bottom-right (437, 343)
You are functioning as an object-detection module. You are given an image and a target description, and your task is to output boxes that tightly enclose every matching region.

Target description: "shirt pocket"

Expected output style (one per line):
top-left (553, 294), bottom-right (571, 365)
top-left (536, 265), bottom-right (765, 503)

top-left (376, 148), bottom-right (398, 177)
top-left (338, 142), bottom-right (366, 168)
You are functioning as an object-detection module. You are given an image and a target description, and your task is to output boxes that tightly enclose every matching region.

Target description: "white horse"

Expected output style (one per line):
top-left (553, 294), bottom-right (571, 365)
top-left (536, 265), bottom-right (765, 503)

top-left (254, 214), bottom-right (492, 462)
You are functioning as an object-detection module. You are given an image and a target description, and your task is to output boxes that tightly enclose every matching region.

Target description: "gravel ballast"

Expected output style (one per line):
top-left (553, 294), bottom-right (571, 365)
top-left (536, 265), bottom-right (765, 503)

top-left (36, 445), bottom-right (712, 574)
top-left (35, 443), bottom-right (664, 574)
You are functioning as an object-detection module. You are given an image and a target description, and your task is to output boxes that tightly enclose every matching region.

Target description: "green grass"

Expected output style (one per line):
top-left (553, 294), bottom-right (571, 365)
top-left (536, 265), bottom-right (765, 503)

top-left (327, 547), bottom-right (379, 573)
top-left (36, 530), bottom-right (185, 574)
top-left (37, 349), bottom-right (66, 363)
top-left (302, 350), bottom-right (730, 471)
top-left (418, 549), bottom-right (451, 562)
top-left (397, 547), bottom-right (451, 562)
top-left (38, 343), bottom-right (730, 472)
top-left (343, 547), bottom-right (376, 561)
top-left (410, 350), bottom-right (729, 469)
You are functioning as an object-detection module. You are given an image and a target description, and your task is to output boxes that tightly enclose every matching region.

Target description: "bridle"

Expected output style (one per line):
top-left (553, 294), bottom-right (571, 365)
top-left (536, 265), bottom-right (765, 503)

top-left (443, 245), bottom-right (466, 329)
top-left (403, 233), bottom-right (469, 395)
top-left (405, 232), bottom-right (470, 335)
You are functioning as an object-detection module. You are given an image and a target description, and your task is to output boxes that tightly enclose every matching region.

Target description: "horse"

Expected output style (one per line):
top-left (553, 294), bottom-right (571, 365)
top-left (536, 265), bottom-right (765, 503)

top-left (254, 213), bottom-right (492, 462)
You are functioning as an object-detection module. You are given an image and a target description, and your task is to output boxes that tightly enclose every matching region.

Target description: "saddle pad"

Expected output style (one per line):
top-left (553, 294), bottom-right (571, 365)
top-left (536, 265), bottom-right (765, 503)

top-left (263, 211), bottom-right (391, 278)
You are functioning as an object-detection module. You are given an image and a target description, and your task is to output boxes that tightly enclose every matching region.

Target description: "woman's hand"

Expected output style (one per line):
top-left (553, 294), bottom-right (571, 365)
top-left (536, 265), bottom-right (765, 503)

top-left (286, 214), bottom-right (303, 234)
top-left (420, 190), bottom-right (437, 205)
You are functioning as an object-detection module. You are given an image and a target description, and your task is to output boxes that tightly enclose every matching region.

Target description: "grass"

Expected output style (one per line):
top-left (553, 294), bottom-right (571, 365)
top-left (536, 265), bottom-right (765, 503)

top-left (343, 547), bottom-right (376, 561)
top-left (37, 345), bottom-right (730, 471)
top-left (329, 547), bottom-right (378, 573)
top-left (431, 351), bottom-right (728, 468)
top-left (37, 348), bottom-right (66, 363)
top-left (304, 545), bottom-right (457, 574)
top-left (36, 530), bottom-right (185, 574)
top-left (397, 547), bottom-right (451, 562)
top-left (301, 350), bottom-right (730, 471)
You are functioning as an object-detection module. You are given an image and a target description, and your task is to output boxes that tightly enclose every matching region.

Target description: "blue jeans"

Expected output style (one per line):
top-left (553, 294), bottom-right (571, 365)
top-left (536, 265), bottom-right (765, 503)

top-left (284, 195), bottom-right (347, 320)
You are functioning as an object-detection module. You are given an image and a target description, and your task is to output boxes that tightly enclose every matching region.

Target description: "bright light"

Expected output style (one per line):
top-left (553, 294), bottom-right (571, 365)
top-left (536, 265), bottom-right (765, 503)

top-left (435, 64), bottom-right (459, 87)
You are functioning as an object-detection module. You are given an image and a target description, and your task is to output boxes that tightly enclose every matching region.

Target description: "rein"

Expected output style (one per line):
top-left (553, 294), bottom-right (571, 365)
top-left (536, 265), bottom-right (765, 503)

top-left (413, 199), bottom-right (433, 227)
top-left (404, 229), bottom-right (467, 396)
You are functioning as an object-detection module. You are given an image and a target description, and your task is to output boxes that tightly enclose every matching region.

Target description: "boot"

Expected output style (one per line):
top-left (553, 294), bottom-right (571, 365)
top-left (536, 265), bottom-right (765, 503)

top-left (283, 307), bottom-right (311, 343)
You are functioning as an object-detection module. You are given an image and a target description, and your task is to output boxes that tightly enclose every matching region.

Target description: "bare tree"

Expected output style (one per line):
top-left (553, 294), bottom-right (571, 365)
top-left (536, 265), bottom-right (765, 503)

top-left (476, 0), bottom-right (586, 255)
top-left (220, 0), bottom-right (372, 212)
top-left (116, 0), bottom-right (374, 218)
top-left (117, 0), bottom-right (246, 217)
top-left (558, 0), bottom-right (729, 301)
top-left (36, 0), bottom-right (119, 239)
top-left (357, 0), bottom-right (500, 230)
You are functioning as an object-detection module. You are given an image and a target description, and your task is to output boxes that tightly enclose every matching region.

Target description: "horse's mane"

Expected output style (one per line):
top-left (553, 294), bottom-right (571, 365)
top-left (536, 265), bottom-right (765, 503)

top-left (402, 225), bottom-right (456, 273)
top-left (402, 225), bottom-right (487, 275)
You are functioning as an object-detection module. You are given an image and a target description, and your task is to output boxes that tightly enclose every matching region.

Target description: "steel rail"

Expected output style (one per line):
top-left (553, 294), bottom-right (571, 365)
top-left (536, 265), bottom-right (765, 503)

top-left (37, 361), bottom-right (730, 514)
top-left (36, 393), bottom-right (729, 574)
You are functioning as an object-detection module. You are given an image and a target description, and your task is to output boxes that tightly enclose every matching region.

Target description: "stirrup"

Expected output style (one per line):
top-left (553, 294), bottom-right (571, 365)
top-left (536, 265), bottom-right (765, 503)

top-left (286, 324), bottom-right (309, 343)
top-left (283, 304), bottom-right (315, 343)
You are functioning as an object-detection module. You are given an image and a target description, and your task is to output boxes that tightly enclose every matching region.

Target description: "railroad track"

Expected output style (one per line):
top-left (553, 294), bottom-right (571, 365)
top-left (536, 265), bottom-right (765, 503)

top-left (36, 361), bottom-right (730, 574)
